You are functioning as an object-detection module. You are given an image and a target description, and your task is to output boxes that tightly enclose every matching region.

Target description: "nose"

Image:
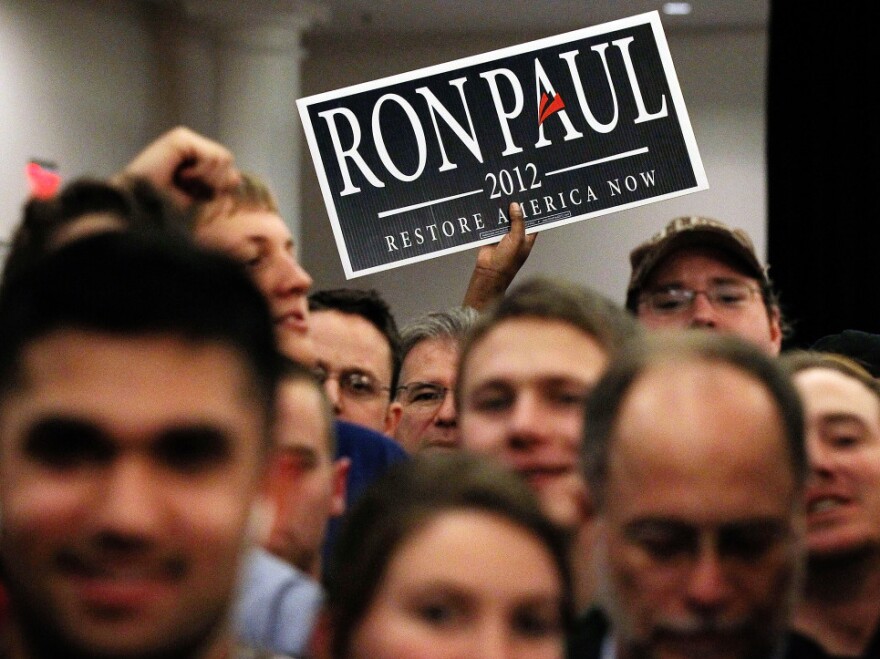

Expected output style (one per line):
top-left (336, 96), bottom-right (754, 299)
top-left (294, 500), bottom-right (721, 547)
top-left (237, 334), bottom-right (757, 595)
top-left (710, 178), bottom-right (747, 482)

top-left (322, 377), bottom-right (343, 415)
top-left (94, 458), bottom-right (163, 542)
top-left (273, 251), bottom-right (313, 298)
top-left (507, 393), bottom-right (548, 451)
top-left (685, 542), bottom-right (733, 613)
top-left (471, 616), bottom-right (511, 659)
top-left (434, 390), bottom-right (457, 428)
top-left (807, 432), bottom-right (835, 479)
top-left (687, 291), bottom-right (718, 329)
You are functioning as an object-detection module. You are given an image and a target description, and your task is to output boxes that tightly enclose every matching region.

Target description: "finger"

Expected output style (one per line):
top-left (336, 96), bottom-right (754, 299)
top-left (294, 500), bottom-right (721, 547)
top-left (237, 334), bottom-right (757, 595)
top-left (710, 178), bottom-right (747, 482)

top-left (508, 201), bottom-right (525, 239)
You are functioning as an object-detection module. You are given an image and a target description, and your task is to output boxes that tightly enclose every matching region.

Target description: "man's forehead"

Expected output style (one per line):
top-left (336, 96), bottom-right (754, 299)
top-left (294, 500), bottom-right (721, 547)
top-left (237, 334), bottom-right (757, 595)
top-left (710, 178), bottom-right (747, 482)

top-left (3, 331), bottom-right (265, 436)
top-left (401, 337), bottom-right (458, 381)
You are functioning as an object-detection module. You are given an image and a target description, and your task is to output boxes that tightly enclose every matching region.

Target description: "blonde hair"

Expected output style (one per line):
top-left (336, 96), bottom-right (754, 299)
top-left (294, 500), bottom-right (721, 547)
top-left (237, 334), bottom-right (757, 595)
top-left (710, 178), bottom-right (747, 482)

top-left (193, 172), bottom-right (279, 230)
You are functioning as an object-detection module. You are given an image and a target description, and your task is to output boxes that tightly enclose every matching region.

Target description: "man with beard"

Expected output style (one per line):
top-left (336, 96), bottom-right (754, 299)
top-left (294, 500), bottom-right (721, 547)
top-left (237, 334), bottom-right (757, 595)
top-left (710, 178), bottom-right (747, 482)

top-left (581, 332), bottom-right (807, 659)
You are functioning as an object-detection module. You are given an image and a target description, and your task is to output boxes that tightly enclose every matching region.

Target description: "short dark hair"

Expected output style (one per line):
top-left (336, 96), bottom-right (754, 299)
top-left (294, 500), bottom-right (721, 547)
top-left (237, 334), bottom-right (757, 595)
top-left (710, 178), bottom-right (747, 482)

top-left (2, 177), bottom-right (191, 290)
top-left (308, 288), bottom-right (402, 391)
top-left (583, 331), bottom-right (807, 508)
top-left (457, 276), bottom-right (641, 404)
top-left (325, 452), bottom-right (573, 659)
top-left (0, 231), bottom-right (281, 438)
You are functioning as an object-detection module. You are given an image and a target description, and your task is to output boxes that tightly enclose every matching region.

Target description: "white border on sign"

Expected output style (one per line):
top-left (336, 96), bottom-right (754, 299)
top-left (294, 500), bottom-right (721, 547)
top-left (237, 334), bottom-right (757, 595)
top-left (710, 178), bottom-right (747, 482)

top-left (297, 10), bottom-right (708, 279)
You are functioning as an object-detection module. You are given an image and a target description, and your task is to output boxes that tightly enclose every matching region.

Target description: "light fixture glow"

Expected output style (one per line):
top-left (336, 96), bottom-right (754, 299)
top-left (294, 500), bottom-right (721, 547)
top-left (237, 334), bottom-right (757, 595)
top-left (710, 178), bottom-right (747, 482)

top-left (663, 2), bottom-right (693, 16)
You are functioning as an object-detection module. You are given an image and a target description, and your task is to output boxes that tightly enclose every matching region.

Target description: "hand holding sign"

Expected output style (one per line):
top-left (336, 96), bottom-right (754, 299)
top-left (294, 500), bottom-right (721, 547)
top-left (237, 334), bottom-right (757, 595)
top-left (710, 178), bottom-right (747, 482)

top-left (463, 202), bottom-right (536, 310)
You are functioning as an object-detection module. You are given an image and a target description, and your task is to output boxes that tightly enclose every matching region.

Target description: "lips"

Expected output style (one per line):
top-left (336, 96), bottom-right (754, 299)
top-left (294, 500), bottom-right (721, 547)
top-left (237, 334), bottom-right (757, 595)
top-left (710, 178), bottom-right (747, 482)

top-left (515, 464), bottom-right (576, 489)
top-left (274, 309), bottom-right (309, 335)
top-left (57, 550), bottom-right (185, 611)
top-left (805, 489), bottom-right (852, 517)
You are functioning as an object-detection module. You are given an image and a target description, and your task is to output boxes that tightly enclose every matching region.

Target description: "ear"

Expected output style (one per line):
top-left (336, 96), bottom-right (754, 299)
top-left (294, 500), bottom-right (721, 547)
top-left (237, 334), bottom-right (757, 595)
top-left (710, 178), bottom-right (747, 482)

top-left (768, 305), bottom-right (783, 355)
top-left (331, 457), bottom-right (351, 518)
top-left (383, 401), bottom-right (403, 437)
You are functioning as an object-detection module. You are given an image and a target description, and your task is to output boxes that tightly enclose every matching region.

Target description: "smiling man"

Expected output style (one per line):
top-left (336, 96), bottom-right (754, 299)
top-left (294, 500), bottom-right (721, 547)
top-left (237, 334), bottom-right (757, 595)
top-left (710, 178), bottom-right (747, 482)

top-left (780, 352), bottom-right (880, 658)
top-left (456, 276), bottom-right (641, 613)
top-left (0, 232), bottom-right (280, 659)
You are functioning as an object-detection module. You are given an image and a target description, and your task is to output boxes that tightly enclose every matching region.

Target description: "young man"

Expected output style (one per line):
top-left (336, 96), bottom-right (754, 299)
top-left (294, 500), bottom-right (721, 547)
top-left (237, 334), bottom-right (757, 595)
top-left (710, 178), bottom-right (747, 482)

top-left (626, 216), bottom-right (785, 355)
top-left (308, 288), bottom-right (402, 435)
top-left (581, 332), bottom-right (807, 659)
top-left (781, 352), bottom-right (880, 658)
top-left (393, 306), bottom-right (478, 453)
top-left (0, 232), bottom-right (281, 659)
top-left (456, 276), bottom-right (641, 612)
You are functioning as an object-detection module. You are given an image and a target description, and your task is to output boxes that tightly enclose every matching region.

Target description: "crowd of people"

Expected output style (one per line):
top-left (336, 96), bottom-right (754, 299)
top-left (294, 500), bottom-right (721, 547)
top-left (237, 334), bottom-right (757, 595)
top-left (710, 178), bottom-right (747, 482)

top-left (0, 124), bottom-right (877, 659)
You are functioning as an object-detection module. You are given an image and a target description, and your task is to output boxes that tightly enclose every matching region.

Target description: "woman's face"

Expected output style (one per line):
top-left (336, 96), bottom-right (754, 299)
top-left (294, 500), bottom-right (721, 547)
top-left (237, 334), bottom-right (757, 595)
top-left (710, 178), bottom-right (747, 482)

top-left (349, 509), bottom-right (566, 659)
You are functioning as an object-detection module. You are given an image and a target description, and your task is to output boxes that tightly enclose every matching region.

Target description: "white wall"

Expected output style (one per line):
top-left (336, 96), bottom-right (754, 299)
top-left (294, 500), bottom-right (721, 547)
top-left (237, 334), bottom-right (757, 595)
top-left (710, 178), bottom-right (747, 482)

top-left (0, 2), bottom-right (765, 329)
top-left (0, 0), bottom-right (156, 243)
top-left (300, 28), bottom-right (767, 325)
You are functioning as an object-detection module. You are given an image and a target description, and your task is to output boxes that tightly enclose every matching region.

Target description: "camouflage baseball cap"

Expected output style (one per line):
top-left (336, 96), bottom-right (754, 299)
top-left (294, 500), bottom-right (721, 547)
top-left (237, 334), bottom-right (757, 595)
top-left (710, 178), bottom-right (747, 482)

top-left (626, 216), bottom-right (769, 311)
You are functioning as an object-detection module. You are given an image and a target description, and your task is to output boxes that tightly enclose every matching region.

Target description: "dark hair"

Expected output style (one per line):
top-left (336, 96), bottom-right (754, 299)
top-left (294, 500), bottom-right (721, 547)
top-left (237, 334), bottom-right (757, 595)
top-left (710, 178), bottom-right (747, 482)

top-left (583, 331), bottom-right (807, 508)
top-left (0, 231), bottom-right (281, 437)
top-left (308, 288), bottom-right (402, 391)
top-left (457, 276), bottom-right (641, 404)
top-left (326, 452), bottom-right (573, 658)
top-left (2, 177), bottom-right (191, 290)
top-left (277, 355), bottom-right (337, 454)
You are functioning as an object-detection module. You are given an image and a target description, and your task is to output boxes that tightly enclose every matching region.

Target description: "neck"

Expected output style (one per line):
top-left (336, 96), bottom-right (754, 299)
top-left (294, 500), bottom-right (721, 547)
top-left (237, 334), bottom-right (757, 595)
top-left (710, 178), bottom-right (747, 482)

top-left (793, 546), bottom-right (880, 656)
top-left (570, 519), bottom-right (599, 614)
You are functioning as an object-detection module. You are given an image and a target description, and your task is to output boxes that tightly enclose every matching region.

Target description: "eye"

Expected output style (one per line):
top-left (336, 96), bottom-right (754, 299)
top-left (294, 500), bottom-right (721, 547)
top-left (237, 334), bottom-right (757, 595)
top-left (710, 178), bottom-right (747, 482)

top-left (650, 289), bottom-right (690, 312)
top-left (719, 523), bottom-right (786, 561)
top-left (830, 434), bottom-right (860, 449)
top-left (547, 385), bottom-right (588, 407)
top-left (418, 602), bottom-right (457, 625)
top-left (22, 418), bottom-right (113, 469)
top-left (279, 446), bottom-right (319, 471)
top-left (469, 388), bottom-right (514, 413)
top-left (512, 604), bottom-right (563, 638)
top-left (153, 427), bottom-right (231, 473)
top-left (627, 523), bottom-right (696, 561)
top-left (713, 283), bottom-right (751, 306)
top-left (342, 372), bottom-right (379, 396)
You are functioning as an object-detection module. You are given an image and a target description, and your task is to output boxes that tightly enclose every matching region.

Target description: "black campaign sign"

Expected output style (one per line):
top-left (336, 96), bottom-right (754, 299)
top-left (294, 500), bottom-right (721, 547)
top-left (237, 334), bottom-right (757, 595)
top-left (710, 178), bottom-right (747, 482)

top-left (298, 11), bottom-right (707, 279)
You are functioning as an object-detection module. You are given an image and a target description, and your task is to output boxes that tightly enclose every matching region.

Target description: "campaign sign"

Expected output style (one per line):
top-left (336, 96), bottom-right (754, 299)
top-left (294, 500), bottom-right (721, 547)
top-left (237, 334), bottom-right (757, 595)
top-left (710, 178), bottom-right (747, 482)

top-left (298, 11), bottom-right (707, 279)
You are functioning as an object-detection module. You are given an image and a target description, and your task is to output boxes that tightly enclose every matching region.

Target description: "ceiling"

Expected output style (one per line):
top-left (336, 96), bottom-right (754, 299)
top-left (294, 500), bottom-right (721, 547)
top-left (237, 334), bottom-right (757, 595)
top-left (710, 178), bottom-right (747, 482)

top-left (177, 0), bottom-right (769, 35)
top-left (309, 0), bottom-right (768, 35)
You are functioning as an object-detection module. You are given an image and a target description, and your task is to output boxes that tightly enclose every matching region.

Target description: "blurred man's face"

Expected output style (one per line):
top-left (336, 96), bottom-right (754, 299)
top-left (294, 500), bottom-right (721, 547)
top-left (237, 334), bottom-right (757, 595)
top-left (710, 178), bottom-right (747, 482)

top-left (264, 379), bottom-right (347, 578)
top-left (0, 330), bottom-right (268, 658)
top-left (794, 367), bottom-right (880, 557)
top-left (459, 317), bottom-right (608, 530)
top-left (597, 360), bottom-right (804, 659)
top-left (196, 209), bottom-right (315, 365)
top-left (636, 248), bottom-right (782, 356)
top-left (394, 337), bottom-right (460, 453)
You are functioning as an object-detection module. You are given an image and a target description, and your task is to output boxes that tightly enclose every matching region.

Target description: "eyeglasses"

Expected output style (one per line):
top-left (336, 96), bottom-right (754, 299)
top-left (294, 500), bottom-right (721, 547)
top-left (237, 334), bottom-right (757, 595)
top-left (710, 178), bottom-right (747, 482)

top-left (639, 282), bottom-right (761, 315)
top-left (396, 382), bottom-right (452, 410)
top-left (313, 366), bottom-right (391, 400)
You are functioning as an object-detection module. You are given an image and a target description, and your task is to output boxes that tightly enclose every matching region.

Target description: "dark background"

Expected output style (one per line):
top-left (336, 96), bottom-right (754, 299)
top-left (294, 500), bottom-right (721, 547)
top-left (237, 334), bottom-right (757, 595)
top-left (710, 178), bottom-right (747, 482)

top-left (767, 4), bottom-right (880, 349)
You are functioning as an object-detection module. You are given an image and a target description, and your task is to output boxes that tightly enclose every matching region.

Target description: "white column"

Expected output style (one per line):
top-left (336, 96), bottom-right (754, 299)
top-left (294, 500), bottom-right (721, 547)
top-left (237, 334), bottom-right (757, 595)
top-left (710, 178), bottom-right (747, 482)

top-left (183, 1), bottom-right (329, 244)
